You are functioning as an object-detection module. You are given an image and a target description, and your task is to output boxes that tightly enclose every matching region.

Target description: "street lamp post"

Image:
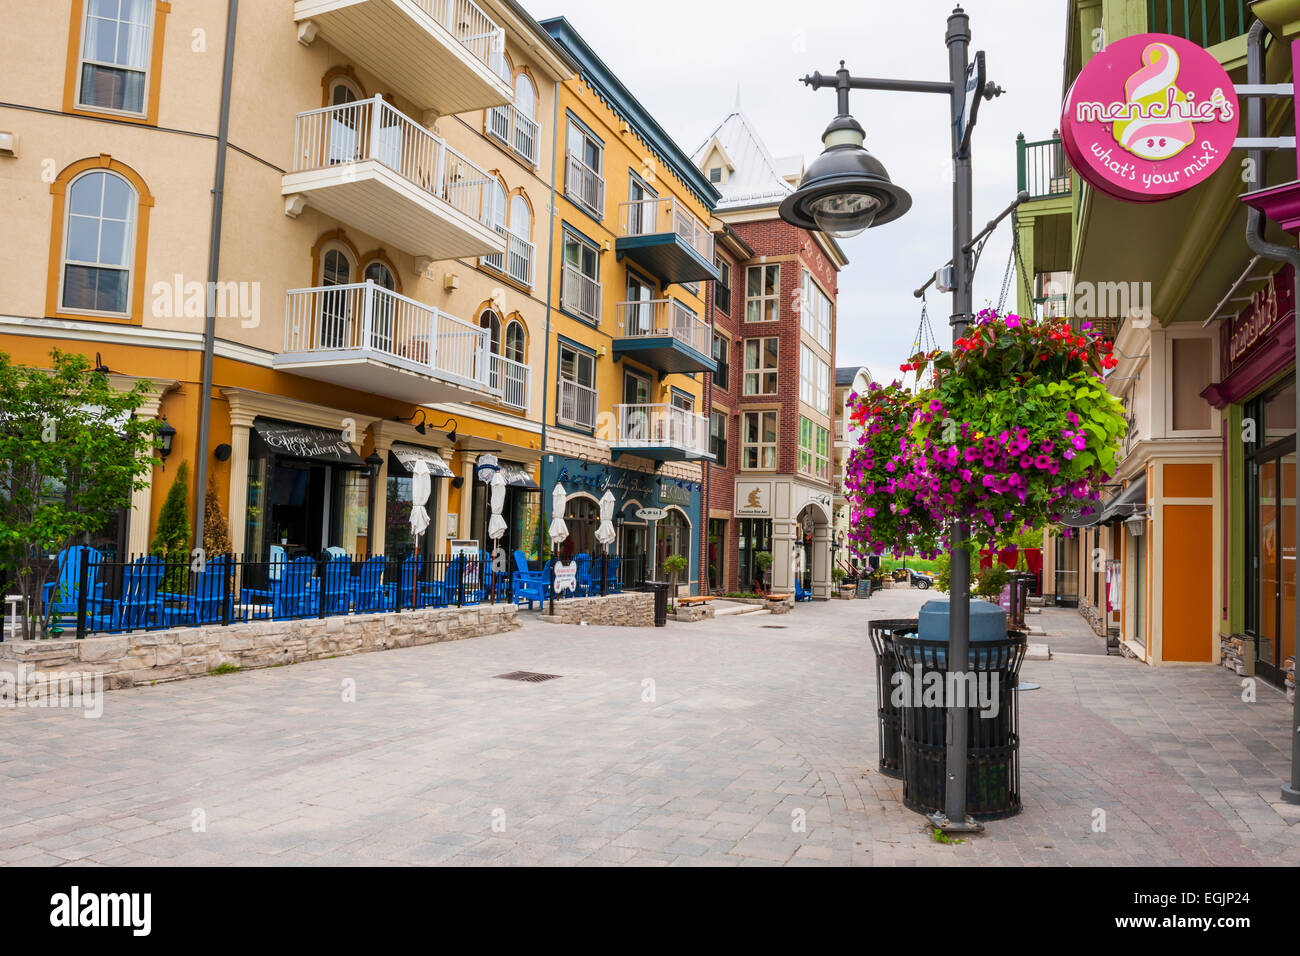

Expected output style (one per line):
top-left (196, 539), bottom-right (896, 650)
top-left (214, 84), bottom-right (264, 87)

top-left (781, 5), bottom-right (1001, 833)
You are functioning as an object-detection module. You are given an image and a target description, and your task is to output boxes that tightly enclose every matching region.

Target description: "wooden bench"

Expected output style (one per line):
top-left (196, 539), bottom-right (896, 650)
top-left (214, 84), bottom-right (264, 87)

top-left (677, 596), bottom-right (714, 607)
top-left (766, 593), bottom-right (790, 601)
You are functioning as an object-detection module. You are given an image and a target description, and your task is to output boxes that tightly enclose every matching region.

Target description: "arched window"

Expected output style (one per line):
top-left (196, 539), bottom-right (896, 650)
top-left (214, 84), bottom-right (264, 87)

top-left (480, 309), bottom-right (502, 353)
top-left (363, 260), bottom-right (395, 290)
top-left (318, 244), bottom-right (356, 348)
top-left (61, 170), bottom-right (137, 315)
top-left (363, 259), bottom-right (397, 352)
top-left (655, 509), bottom-right (690, 582)
top-left (489, 181), bottom-right (508, 233)
top-left (514, 72), bottom-right (536, 119)
top-left (504, 320), bottom-right (525, 364)
top-left (508, 195), bottom-right (531, 240)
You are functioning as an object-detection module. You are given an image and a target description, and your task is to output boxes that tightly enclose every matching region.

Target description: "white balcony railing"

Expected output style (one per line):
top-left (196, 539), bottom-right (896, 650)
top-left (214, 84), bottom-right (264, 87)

top-left (284, 281), bottom-right (494, 392)
top-left (618, 196), bottom-right (714, 262)
top-left (489, 351), bottom-right (530, 411)
top-left (424, 0), bottom-right (507, 78)
top-left (558, 378), bottom-right (598, 430)
top-left (565, 153), bottom-right (605, 219)
top-left (615, 299), bottom-right (710, 356)
top-left (561, 264), bottom-right (601, 323)
top-left (291, 94), bottom-right (495, 226)
top-left (613, 404), bottom-right (710, 456)
top-left (486, 102), bottom-right (540, 166)
top-left (481, 226), bottom-right (534, 287)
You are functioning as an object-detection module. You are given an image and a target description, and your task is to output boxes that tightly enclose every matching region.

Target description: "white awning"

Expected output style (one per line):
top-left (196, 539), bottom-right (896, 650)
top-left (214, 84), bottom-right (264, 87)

top-left (390, 444), bottom-right (454, 478)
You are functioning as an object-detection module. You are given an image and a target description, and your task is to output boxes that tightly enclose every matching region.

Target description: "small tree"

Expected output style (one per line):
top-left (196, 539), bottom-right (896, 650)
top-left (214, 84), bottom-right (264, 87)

top-left (203, 481), bottom-right (232, 557)
top-left (0, 349), bottom-right (158, 639)
top-left (151, 461), bottom-right (190, 587)
top-left (754, 550), bottom-right (773, 593)
top-left (975, 564), bottom-right (1011, 602)
top-left (662, 554), bottom-right (688, 607)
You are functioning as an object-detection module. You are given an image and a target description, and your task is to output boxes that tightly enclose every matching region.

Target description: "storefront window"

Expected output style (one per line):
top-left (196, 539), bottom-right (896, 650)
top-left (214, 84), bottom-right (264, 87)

top-left (708, 518), bottom-right (727, 593)
top-left (655, 509), bottom-right (689, 583)
top-left (738, 517), bottom-right (772, 592)
top-left (1246, 376), bottom-right (1296, 686)
top-left (560, 496), bottom-right (599, 559)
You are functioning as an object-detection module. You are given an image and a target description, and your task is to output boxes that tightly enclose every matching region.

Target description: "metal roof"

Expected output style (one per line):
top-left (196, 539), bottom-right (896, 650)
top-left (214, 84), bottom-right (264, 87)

top-left (692, 109), bottom-right (795, 211)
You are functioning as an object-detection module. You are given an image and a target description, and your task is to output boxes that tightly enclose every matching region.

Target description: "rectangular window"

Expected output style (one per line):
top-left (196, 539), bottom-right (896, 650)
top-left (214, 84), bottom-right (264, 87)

top-left (712, 333), bottom-right (729, 391)
top-left (78, 0), bottom-right (153, 115)
top-left (558, 342), bottom-right (597, 429)
top-left (714, 257), bottom-right (731, 313)
top-left (565, 119), bottom-right (605, 218)
top-left (670, 389), bottom-right (694, 413)
top-left (798, 416), bottom-right (830, 480)
top-left (745, 264), bottom-right (779, 322)
top-left (742, 410), bottom-right (778, 470)
top-left (710, 411), bottom-right (727, 465)
top-left (800, 344), bottom-right (829, 412)
top-left (561, 231), bottom-right (601, 322)
top-left (743, 337), bottom-right (778, 396)
top-left (801, 269), bottom-right (832, 350)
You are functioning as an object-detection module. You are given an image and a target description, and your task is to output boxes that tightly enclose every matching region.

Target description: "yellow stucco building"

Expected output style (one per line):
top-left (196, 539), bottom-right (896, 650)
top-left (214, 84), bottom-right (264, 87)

top-left (0, 2), bottom-right (724, 590)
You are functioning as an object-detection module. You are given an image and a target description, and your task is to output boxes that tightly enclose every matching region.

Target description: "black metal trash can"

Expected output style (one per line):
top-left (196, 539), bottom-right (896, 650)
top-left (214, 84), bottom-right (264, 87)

top-left (867, 619), bottom-right (918, 778)
top-left (647, 581), bottom-right (669, 627)
top-left (891, 633), bottom-right (1027, 820)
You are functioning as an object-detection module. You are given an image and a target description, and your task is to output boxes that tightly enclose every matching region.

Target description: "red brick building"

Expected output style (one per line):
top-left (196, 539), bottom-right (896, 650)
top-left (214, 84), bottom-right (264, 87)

top-left (694, 109), bottom-right (847, 597)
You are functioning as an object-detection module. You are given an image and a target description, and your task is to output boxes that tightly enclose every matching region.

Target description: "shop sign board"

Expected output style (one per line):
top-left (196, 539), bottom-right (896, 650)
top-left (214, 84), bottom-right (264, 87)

top-left (554, 561), bottom-right (578, 594)
top-left (1222, 265), bottom-right (1295, 378)
top-left (1061, 33), bottom-right (1237, 203)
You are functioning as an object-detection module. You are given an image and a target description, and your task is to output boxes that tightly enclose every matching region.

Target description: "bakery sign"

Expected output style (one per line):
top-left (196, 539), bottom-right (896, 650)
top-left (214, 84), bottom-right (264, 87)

top-left (1222, 265), bottom-right (1294, 378)
top-left (1061, 33), bottom-right (1237, 203)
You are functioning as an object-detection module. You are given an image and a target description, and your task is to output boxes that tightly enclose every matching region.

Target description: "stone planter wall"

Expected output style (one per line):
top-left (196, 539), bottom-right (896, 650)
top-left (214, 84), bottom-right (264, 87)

top-left (0, 603), bottom-right (519, 692)
top-left (537, 592), bottom-right (654, 627)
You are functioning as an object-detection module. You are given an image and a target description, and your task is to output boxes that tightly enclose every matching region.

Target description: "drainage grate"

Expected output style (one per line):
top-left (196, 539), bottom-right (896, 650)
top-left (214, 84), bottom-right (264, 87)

top-left (761, 625), bottom-right (788, 629)
top-left (495, 670), bottom-right (562, 683)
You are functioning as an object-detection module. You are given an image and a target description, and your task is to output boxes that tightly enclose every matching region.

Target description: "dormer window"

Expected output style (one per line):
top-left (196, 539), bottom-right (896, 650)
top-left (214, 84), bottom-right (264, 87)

top-left (709, 166), bottom-right (723, 184)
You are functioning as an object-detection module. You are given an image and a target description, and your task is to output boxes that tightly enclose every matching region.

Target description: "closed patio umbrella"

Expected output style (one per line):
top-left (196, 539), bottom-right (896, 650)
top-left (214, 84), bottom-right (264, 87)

top-left (549, 482), bottom-right (569, 545)
top-left (595, 489), bottom-right (616, 550)
top-left (488, 469), bottom-right (507, 541)
top-left (410, 458), bottom-right (431, 544)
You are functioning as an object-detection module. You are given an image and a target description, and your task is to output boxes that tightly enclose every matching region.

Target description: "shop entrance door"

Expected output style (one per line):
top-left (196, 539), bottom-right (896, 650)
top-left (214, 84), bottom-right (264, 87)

top-left (1251, 446), bottom-right (1296, 686)
top-left (267, 461), bottom-right (329, 557)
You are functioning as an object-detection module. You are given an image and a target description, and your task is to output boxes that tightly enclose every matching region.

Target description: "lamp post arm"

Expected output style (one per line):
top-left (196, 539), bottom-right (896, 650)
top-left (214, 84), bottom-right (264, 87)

top-left (800, 72), bottom-right (954, 97)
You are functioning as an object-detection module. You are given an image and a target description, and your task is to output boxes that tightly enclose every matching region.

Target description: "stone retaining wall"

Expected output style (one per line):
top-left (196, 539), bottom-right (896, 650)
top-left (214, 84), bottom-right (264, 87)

top-left (0, 604), bottom-right (518, 692)
top-left (537, 592), bottom-right (654, 627)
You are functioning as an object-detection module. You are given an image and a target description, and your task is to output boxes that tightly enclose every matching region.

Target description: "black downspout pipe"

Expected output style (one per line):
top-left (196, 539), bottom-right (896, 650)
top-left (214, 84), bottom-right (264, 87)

top-left (1242, 19), bottom-right (1300, 805)
top-left (194, 0), bottom-right (239, 550)
top-left (539, 77), bottom-right (560, 558)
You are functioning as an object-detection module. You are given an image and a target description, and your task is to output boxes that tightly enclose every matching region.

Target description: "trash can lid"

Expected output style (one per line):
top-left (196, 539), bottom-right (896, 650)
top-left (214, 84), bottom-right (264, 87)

top-left (915, 598), bottom-right (1008, 642)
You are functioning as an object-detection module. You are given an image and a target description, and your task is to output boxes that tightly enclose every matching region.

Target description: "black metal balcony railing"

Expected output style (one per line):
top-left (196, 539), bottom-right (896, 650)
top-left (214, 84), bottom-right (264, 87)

top-left (1017, 134), bottom-right (1072, 201)
top-left (1148, 0), bottom-right (1250, 48)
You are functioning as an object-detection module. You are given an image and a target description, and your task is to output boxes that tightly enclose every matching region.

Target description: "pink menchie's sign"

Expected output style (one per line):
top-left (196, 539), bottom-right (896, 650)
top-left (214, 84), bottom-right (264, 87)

top-left (1061, 33), bottom-right (1238, 203)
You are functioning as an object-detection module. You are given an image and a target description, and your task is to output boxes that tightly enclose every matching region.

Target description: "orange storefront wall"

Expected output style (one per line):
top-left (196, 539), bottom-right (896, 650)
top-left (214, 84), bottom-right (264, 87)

top-left (1162, 499), bottom-right (1215, 663)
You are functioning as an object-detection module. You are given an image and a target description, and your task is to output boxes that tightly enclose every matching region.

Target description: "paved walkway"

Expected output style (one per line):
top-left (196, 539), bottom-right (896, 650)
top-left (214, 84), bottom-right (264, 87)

top-left (1, 590), bottom-right (1296, 866)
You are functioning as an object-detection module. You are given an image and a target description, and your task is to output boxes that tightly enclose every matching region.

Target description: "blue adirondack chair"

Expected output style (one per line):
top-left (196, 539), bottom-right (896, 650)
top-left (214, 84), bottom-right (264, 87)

top-left (794, 577), bottom-right (813, 602)
top-left (573, 554), bottom-right (594, 596)
top-left (274, 556), bottom-right (318, 618)
top-left (91, 555), bottom-right (164, 632)
top-left (162, 555), bottom-right (234, 625)
top-left (511, 550), bottom-right (551, 610)
top-left (605, 554), bottom-right (622, 594)
top-left (352, 555), bottom-right (392, 612)
top-left (42, 546), bottom-right (106, 629)
top-left (320, 552), bottom-right (352, 615)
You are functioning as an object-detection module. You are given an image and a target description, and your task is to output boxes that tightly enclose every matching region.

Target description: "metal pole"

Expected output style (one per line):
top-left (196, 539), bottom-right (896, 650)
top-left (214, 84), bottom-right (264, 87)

top-left (194, 0), bottom-right (240, 547)
top-left (939, 4), bottom-right (978, 834)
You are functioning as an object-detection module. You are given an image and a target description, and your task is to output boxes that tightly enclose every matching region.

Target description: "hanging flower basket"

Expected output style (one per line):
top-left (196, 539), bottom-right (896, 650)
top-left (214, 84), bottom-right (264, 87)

top-left (844, 311), bottom-right (1125, 557)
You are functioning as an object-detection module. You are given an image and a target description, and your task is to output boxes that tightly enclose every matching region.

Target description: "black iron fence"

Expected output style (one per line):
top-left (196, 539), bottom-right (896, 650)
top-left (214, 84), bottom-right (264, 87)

top-left (18, 547), bottom-right (652, 640)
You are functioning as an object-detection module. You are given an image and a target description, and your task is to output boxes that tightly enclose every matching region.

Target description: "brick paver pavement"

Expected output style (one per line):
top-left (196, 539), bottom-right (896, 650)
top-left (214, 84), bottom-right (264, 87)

top-left (1, 589), bottom-right (1297, 866)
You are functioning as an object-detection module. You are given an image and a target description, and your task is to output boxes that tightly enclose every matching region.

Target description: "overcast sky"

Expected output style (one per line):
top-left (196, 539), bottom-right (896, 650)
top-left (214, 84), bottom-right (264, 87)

top-left (524, 0), bottom-right (1069, 383)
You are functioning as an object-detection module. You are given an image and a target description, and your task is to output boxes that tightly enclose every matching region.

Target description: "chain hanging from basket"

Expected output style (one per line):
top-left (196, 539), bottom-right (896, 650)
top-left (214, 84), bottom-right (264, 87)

top-left (906, 296), bottom-right (940, 393)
